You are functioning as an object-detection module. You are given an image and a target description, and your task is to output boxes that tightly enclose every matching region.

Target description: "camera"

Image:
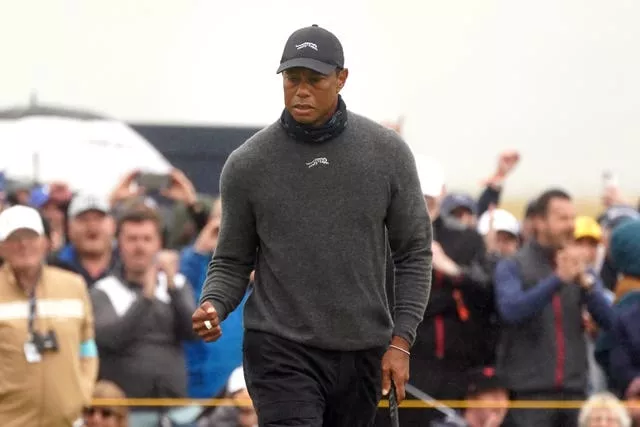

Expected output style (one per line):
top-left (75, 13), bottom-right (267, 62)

top-left (32, 330), bottom-right (59, 353)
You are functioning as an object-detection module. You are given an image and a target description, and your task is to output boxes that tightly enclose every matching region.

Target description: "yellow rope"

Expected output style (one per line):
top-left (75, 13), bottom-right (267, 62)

top-left (91, 398), bottom-right (640, 410)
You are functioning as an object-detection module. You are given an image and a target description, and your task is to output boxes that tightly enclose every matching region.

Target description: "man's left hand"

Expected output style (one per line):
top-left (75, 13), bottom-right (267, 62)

top-left (381, 336), bottom-right (411, 403)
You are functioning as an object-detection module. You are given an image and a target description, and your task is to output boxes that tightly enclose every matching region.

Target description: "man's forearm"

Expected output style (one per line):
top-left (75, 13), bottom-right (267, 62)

top-left (201, 150), bottom-right (258, 320)
top-left (199, 257), bottom-right (253, 321)
top-left (393, 242), bottom-right (432, 347)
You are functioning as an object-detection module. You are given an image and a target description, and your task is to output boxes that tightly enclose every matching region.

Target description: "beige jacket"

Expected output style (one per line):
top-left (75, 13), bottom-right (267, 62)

top-left (0, 265), bottom-right (98, 427)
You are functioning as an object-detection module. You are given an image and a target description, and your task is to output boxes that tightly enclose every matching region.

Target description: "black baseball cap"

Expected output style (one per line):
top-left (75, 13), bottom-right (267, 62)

top-left (276, 25), bottom-right (344, 75)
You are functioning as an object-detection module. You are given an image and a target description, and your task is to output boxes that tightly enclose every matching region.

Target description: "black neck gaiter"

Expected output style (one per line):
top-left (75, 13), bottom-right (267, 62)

top-left (279, 95), bottom-right (348, 143)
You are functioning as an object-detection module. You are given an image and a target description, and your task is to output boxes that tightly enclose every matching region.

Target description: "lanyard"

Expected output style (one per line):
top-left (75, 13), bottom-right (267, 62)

top-left (27, 289), bottom-right (37, 338)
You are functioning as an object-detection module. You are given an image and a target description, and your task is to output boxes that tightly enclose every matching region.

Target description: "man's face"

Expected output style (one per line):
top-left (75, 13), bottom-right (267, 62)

top-left (464, 389), bottom-right (509, 427)
top-left (587, 406), bottom-right (624, 426)
top-left (69, 210), bottom-right (114, 256)
top-left (574, 237), bottom-right (600, 267)
top-left (41, 201), bottom-right (65, 230)
top-left (118, 220), bottom-right (161, 275)
top-left (83, 406), bottom-right (120, 427)
top-left (451, 207), bottom-right (476, 227)
top-left (495, 231), bottom-right (520, 257)
top-left (283, 67), bottom-right (348, 126)
top-left (0, 229), bottom-right (47, 270)
top-left (536, 198), bottom-right (576, 249)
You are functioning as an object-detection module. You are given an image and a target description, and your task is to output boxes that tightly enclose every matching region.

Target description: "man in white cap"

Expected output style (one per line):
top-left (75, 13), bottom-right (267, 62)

top-left (56, 193), bottom-right (117, 287)
top-left (0, 205), bottom-right (97, 427)
top-left (476, 208), bottom-right (521, 258)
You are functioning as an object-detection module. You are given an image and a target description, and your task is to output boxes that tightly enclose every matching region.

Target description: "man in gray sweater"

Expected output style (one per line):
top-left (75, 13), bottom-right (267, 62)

top-left (192, 24), bottom-right (432, 427)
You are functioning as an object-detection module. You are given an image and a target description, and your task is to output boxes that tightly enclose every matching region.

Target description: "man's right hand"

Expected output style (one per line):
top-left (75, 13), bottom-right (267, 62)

top-left (192, 301), bottom-right (222, 342)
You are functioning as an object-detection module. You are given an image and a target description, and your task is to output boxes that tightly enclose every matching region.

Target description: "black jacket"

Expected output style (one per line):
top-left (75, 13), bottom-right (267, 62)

top-left (412, 216), bottom-right (495, 368)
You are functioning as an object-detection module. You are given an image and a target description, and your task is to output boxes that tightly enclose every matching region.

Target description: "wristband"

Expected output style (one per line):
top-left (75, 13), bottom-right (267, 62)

top-left (389, 344), bottom-right (410, 356)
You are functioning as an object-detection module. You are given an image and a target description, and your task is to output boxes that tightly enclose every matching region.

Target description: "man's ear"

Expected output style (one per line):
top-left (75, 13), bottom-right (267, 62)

top-left (337, 68), bottom-right (349, 90)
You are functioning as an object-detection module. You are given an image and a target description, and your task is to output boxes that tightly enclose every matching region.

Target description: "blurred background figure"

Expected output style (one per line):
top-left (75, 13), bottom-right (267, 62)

top-left (597, 205), bottom-right (640, 291)
top-left (58, 194), bottom-right (117, 287)
top-left (604, 221), bottom-right (640, 416)
top-left (573, 215), bottom-right (612, 395)
top-left (388, 156), bottom-right (495, 427)
top-left (0, 205), bottom-right (97, 427)
top-left (29, 183), bottom-right (72, 252)
top-left (441, 192), bottom-right (478, 228)
top-left (431, 367), bottom-right (510, 427)
top-left (477, 208), bottom-right (521, 259)
top-left (84, 380), bottom-right (129, 427)
top-left (90, 208), bottom-right (196, 426)
top-left (574, 216), bottom-right (604, 271)
top-left (197, 366), bottom-right (258, 427)
top-left (461, 368), bottom-right (509, 427)
top-left (577, 392), bottom-right (631, 427)
top-left (595, 219), bottom-right (640, 408)
top-left (495, 189), bottom-right (613, 427)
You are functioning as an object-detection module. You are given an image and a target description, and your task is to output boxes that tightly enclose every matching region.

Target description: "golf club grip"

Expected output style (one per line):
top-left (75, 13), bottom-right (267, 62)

top-left (389, 381), bottom-right (400, 427)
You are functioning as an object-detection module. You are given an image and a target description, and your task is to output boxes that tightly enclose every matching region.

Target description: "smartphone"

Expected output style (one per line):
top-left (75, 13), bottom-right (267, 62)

top-left (137, 172), bottom-right (170, 192)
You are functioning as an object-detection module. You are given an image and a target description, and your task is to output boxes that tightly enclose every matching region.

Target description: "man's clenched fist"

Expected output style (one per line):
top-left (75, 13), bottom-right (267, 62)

top-left (192, 301), bottom-right (222, 342)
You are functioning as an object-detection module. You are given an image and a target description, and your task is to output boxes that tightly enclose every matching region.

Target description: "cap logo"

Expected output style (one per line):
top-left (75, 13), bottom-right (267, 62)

top-left (296, 42), bottom-right (318, 51)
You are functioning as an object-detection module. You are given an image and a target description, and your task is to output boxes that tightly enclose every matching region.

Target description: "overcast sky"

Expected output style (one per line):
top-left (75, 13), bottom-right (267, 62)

top-left (2, 0), bottom-right (639, 197)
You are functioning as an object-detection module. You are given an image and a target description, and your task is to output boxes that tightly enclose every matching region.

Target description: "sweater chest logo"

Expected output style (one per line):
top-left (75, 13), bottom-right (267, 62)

top-left (306, 157), bottom-right (329, 168)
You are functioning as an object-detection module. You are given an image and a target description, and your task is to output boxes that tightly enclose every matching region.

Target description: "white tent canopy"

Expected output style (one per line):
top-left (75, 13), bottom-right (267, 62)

top-left (0, 111), bottom-right (172, 197)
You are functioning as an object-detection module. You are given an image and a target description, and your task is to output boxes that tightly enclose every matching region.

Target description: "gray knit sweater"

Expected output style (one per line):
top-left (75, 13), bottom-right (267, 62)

top-left (200, 112), bottom-right (432, 350)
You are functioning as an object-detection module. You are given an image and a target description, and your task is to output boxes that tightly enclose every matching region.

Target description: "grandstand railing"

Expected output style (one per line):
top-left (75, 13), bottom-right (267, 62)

top-left (92, 398), bottom-right (640, 409)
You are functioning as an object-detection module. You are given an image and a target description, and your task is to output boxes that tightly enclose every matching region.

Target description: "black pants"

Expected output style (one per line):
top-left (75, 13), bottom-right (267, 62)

top-left (243, 330), bottom-right (385, 427)
top-left (503, 391), bottom-right (583, 427)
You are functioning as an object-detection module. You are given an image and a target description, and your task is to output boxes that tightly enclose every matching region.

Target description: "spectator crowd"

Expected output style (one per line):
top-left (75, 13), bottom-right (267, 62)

top-left (1, 139), bottom-right (640, 427)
